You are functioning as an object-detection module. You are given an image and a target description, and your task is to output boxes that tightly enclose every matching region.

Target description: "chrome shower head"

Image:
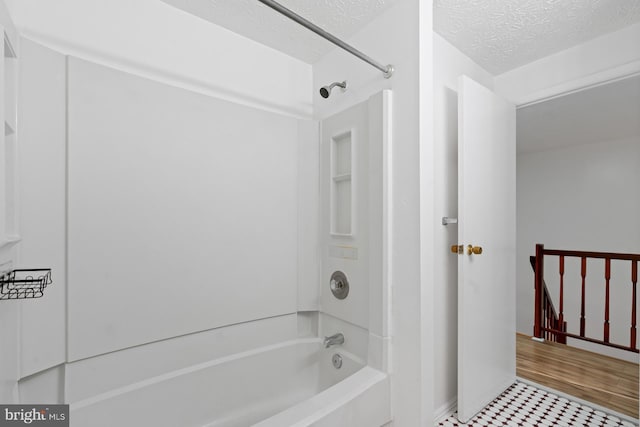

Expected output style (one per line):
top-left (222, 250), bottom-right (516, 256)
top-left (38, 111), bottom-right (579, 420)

top-left (320, 81), bottom-right (347, 98)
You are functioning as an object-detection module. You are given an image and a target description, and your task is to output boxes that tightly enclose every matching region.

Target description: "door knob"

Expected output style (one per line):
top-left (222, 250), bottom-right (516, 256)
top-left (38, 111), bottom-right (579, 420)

top-left (451, 245), bottom-right (463, 254)
top-left (467, 245), bottom-right (483, 255)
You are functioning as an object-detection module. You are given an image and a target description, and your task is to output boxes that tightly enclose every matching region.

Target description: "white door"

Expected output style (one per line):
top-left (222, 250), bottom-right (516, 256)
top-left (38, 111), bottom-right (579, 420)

top-left (457, 75), bottom-right (516, 423)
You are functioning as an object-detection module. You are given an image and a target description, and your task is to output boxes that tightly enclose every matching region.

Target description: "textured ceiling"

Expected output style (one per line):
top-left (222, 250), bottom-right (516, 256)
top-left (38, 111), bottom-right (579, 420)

top-left (161, 0), bottom-right (640, 72)
top-left (434, 0), bottom-right (640, 74)
top-left (160, 0), bottom-right (400, 64)
top-left (517, 75), bottom-right (640, 153)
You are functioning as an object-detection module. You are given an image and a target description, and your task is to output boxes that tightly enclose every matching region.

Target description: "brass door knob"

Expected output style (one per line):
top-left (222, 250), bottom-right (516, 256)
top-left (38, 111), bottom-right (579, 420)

top-left (451, 245), bottom-right (463, 254)
top-left (467, 245), bottom-right (483, 255)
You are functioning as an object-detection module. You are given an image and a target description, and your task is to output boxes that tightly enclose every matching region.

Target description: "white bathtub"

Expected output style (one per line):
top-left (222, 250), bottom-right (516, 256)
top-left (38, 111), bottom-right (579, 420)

top-left (70, 338), bottom-right (390, 427)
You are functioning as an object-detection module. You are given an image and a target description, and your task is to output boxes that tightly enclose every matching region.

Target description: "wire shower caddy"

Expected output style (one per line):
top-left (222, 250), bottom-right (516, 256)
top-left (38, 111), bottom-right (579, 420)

top-left (0, 269), bottom-right (52, 300)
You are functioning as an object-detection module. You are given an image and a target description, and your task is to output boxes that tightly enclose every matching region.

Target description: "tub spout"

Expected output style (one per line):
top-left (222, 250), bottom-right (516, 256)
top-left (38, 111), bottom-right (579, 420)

top-left (323, 333), bottom-right (344, 348)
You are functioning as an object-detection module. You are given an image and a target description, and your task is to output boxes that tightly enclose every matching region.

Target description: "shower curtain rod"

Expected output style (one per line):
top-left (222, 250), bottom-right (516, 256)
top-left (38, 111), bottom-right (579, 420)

top-left (257, 0), bottom-right (394, 78)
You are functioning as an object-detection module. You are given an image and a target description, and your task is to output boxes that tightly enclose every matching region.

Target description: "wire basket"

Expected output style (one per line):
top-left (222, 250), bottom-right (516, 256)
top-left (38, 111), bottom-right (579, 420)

top-left (0, 269), bottom-right (52, 300)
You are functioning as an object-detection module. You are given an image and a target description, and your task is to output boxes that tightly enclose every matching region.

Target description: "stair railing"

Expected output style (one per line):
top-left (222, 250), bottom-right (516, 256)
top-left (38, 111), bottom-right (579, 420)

top-left (533, 243), bottom-right (639, 353)
top-left (530, 255), bottom-right (566, 343)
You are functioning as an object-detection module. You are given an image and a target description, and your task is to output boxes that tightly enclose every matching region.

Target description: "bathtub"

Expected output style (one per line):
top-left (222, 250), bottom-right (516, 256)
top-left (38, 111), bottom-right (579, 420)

top-left (70, 338), bottom-right (390, 427)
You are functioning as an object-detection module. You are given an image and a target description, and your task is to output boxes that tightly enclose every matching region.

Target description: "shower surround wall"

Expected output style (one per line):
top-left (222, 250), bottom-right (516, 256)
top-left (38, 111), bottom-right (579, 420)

top-left (0, 0), bottom-right (19, 404)
top-left (6, 0), bottom-right (317, 404)
top-left (66, 57), bottom-right (299, 360)
top-left (13, 30), bottom-right (391, 427)
top-left (15, 38), bottom-right (67, 393)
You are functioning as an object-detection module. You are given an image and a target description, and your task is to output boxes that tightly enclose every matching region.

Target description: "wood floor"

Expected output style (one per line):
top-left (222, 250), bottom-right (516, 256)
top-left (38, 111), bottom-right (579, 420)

top-left (516, 333), bottom-right (639, 419)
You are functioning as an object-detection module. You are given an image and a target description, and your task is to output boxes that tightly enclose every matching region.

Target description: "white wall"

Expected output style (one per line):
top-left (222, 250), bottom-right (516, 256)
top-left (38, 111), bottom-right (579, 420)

top-left (495, 22), bottom-right (640, 106)
top-left (432, 33), bottom-right (495, 417)
top-left (66, 57), bottom-right (300, 361)
top-left (314, 1), bottom-right (434, 424)
top-left (4, 0), bottom-right (313, 118)
top-left (517, 137), bottom-right (640, 362)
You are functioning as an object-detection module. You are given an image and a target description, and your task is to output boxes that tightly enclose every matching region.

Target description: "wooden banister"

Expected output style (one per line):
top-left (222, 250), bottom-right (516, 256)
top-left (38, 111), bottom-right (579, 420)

top-left (532, 243), bottom-right (639, 353)
top-left (542, 249), bottom-right (639, 260)
top-left (530, 254), bottom-right (566, 343)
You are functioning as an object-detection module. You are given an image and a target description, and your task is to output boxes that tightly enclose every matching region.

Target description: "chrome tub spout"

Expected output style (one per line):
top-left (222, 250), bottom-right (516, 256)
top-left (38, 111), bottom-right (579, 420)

top-left (323, 333), bottom-right (344, 348)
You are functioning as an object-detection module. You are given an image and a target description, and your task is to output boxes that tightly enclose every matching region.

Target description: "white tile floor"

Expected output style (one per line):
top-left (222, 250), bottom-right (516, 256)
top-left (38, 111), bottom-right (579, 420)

top-left (437, 382), bottom-right (638, 427)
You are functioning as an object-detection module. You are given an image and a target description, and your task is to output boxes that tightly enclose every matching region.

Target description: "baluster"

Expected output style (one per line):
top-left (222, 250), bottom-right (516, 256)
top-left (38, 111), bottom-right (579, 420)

top-left (559, 256), bottom-right (564, 341)
top-left (604, 258), bottom-right (610, 343)
top-left (632, 260), bottom-right (637, 350)
top-left (580, 257), bottom-right (587, 337)
top-left (544, 297), bottom-right (548, 340)
top-left (548, 308), bottom-right (553, 340)
top-left (547, 298), bottom-right (552, 340)
top-left (533, 244), bottom-right (544, 339)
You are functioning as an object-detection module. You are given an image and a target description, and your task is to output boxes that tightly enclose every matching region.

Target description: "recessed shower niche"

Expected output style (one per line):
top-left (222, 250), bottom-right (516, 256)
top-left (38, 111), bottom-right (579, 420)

top-left (1, 29), bottom-right (18, 256)
top-left (330, 130), bottom-right (352, 236)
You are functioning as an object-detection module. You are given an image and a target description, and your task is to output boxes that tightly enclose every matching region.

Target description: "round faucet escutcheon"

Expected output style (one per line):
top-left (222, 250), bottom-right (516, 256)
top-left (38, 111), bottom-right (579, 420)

top-left (329, 271), bottom-right (349, 299)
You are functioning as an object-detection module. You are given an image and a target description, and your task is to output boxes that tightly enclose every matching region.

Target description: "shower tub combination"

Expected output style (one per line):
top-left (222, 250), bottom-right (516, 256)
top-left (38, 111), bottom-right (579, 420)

top-left (70, 338), bottom-right (390, 427)
top-left (68, 2), bottom-right (393, 424)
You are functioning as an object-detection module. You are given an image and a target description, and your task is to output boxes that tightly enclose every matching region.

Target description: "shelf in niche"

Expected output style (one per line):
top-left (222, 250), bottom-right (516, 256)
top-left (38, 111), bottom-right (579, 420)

top-left (3, 32), bottom-right (16, 59)
top-left (332, 173), bottom-right (351, 182)
top-left (4, 121), bottom-right (14, 136)
top-left (330, 232), bottom-right (353, 239)
top-left (4, 32), bottom-right (17, 136)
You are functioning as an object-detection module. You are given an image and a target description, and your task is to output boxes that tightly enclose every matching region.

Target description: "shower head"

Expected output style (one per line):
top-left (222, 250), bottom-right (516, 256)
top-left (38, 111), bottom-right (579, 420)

top-left (320, 81), bottom-right (347, 99)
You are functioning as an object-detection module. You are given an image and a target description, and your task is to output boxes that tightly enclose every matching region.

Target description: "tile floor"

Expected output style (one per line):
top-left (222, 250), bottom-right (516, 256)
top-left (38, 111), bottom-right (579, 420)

top-left (437, 382), bottom-right (639, 427)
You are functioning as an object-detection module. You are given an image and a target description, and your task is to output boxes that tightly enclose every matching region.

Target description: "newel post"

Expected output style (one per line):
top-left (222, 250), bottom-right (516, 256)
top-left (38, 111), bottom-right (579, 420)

top-left (533, 244), bottom-right (544, 340)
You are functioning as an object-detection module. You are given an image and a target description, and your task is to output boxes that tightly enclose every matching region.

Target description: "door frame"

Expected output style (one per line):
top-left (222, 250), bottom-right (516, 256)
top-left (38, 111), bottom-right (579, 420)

top-left (428, 52), bottom-right (640, 423)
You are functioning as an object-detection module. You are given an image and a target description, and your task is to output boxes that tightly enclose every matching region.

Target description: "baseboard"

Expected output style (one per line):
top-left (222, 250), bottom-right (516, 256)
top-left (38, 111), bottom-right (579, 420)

top-left (434, 396), bottom-right (457, 423)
